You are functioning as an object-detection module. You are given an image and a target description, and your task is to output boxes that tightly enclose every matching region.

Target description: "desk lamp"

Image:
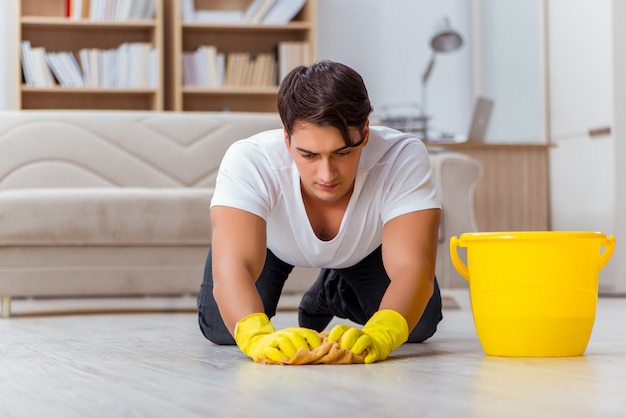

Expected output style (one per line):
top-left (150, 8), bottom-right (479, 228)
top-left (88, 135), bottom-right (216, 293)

top-left (420, 17), bottom-right (464, 140)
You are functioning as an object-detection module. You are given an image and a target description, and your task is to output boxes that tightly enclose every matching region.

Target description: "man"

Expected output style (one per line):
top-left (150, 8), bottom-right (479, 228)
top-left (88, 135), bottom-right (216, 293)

top-left (197, 60), bottom-right (442, 364)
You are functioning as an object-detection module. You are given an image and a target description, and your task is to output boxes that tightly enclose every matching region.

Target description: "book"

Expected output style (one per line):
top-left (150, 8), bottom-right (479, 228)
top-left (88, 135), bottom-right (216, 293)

top-left (44, 53), bottom-right (65, 85)
top-left (182, 51), bottom-right (197, 86)
top-left (86, 48), bottom-right (100, 88)
top-left (20, 41), bottom-right (36, 86)
top-left (79, 49), bottom-right (91, 87)
top-left (216, 53), bottom-right (226, 86)
top-left (243, 0), bottom-right (265, 22)
top-left (114, 0), bottom-right (133, 20)
top-left (49, 51), bottom-right (85, 87)
top-left (89, 0), bottom-right (102, 20)
top-left (180, 0), bottom-right (195, 22)
top-left (249, 0), bottom-right (276, 24)
top-left (66, 51), bottom-right (86, 87)
top-left (194, 10), bottom-right (244, 24)
top-left (234, 53), bottom-right (251, 87)
top-left (31, 46), bottom-right (56, 87)
top-left (128, 42), bottom-right (152, 88)
top-left (143, 0), bottom-right (156, 19)
top-left (82, 0), bottom-right (91, 18)
top-left (224, 53), bottom-right (237, 87)
top-left (261, 0), bottom-right (306, 24)
top-left (249, 53), bottom-right (265, 87)
top-left (202, 46), bottom-right (221, 88)
top-left (278, 41), bottom-right (310, 81)
top-left (149, 47), bottom-right (158, 88)
top-left (70, 0), bottom-right (83, 20)
top-left (195, 48), bottom-right (209, 87)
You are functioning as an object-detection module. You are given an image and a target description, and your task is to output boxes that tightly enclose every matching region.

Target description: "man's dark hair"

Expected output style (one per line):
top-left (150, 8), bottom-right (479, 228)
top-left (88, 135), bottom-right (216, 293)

top-left (277, 60), bottom-right (373, 147)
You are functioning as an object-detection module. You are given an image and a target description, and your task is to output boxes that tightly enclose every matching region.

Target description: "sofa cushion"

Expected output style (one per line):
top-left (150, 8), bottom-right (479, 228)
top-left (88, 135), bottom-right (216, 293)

top-left (0, 188), bottom-right (212, 246)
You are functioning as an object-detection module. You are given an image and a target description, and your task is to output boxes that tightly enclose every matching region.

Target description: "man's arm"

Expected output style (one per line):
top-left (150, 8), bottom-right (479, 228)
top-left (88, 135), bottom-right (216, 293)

top-left (380, 208), bottom-right (441, 331)
top-left (210, 205), bottom-right (267, 336)
top-left (210, 206), bottom-right (322, 363)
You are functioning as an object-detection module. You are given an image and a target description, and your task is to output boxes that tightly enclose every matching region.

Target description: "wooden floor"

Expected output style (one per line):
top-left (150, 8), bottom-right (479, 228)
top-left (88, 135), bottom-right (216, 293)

top-left (2, 292), bottom-right (626, 418)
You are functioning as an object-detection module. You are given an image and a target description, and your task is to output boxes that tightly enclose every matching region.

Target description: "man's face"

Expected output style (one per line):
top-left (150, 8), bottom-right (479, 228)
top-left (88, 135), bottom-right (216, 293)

top-left (285, 121), bottom-right (369, 204)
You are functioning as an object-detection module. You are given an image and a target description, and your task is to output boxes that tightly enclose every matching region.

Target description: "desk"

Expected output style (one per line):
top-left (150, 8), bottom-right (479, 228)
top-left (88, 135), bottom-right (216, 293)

top-left (425, 142), bottom-right (552, 232)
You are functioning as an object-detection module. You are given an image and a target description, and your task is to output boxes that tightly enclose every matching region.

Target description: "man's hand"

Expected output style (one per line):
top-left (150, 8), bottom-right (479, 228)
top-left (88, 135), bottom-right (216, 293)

top-left (235, 313), bottom-right (322, 363)
top-left (328, 309), bottom-right (409, 364)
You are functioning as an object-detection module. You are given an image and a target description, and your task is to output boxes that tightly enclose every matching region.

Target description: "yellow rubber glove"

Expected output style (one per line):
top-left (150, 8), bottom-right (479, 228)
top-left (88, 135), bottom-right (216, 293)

top-left (328, 309), bottom-right (409, 364)
top-left (235, 312), bottom-right (322, 363)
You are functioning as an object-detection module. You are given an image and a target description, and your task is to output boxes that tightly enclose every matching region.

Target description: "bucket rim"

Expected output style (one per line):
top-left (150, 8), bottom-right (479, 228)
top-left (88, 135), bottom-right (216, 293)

top-left (457, 231), bottom-right (609, 242)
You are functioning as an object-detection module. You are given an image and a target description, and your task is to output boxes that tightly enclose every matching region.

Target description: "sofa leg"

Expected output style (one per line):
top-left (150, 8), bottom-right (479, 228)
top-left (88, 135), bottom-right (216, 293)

top-left (1, 297), bottom-right (11, 318)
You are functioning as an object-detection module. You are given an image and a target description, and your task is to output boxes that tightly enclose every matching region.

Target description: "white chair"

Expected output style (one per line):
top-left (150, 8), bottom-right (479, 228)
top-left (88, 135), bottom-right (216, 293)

top-left (429, 151), bottom-right (483, 291)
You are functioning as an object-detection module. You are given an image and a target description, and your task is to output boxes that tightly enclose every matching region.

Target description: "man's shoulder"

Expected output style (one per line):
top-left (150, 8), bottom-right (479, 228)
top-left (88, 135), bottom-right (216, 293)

top-left (363, 126), bottom-right (426, 168)
top-left (369, 125), bottom-right (423, 145)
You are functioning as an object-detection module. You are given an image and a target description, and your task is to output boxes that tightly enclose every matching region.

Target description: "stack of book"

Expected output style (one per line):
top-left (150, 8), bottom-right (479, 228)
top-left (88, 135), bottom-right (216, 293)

top-left (182, 46), bottom-right (224, 88)
top-left (45, 51), bottom-right (85, 88)
top-left (182, 46), bottom-right (277, 88)
top-left (182, 41), bottom-right (311, 89)
top-left (67, 0), bottom-right (156, 20)
top-left (278, 41), bottom-right (311, 81)
top-left (224, 52), bottom-right (277, 87)
top-left (20, 40), bottom-right (157, 89)
top-left (20, 41), bottom-right (55, 87)
top-left (182, 0), bottom-right (306, 24)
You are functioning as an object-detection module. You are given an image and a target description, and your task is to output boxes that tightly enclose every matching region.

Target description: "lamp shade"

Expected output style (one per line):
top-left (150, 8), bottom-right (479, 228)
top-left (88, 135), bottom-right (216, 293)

top-left (422, 18), bottom-right (464, 85)
top-left (431, 30), bottom-right (463, 53)
top-left (430, 17), bottom-right (463, 53)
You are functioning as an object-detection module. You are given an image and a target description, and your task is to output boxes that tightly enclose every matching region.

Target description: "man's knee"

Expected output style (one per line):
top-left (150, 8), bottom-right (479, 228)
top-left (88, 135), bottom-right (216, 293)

top-left (406, 315), bottom-right (442, 343)
top-left (197, 307), bottom-right (236, 345)
top-left (406, 278), bottom-right (443, 343)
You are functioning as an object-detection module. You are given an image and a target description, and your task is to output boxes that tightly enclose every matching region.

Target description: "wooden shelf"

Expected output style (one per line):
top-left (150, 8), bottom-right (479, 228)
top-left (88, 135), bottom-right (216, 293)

top-left (182, 86), bottom-right (278, 94)
top-left (181, 21), bottom-right (313, 31)
top-left (21, 17), bottom-right (158, 28)
top-left (16, 0), bottom-right (316, 112)
top-left (164, 0), bottom-right (317, 111)
top-left (22, 86), bottom-right (158, 94)
top-left (18, 0), bottom-right (164, 110)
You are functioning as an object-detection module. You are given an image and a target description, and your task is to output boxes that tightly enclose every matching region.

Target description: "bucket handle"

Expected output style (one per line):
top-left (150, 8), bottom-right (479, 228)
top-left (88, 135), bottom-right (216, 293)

top-left (449, 236), bottom-right (469, 281)
top-left (450, 234), bottom-right (615, 278)
top-left (600, 235), bottom-right (616, 270)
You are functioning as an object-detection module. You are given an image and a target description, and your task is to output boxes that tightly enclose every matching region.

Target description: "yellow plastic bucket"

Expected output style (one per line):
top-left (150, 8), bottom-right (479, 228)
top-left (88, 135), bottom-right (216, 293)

top-left (450, 231), bottom-right (615, 357)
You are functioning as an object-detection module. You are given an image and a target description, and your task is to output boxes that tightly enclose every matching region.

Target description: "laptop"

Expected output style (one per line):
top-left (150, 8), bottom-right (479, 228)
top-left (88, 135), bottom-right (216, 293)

top-left (466, 96), bottom-right (494, 143)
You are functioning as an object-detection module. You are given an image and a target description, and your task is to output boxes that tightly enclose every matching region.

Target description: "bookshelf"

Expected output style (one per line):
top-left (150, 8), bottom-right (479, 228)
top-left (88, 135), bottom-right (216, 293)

top-left (18, 0), bottom-right (164, 110)
top-left (164, 0), bottom-right (317, 112)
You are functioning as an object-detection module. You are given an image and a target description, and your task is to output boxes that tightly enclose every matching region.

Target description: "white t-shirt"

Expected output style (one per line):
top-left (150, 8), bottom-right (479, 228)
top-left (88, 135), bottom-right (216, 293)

top-left (211, 126), bottom-right (440, 269)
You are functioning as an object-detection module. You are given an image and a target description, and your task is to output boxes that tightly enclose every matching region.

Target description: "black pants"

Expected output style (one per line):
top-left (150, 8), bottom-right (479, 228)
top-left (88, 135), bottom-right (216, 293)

top-left (197, 246), bottom-right (443, 345)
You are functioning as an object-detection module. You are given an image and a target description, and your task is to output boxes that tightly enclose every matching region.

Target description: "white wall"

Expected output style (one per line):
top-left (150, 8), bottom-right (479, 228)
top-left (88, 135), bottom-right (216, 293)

top-left (316, 0), bottom-right (474, 137)
top-left (0, 1), bottom-right (18, 109)
top-left (479, 0), bottom-right (543, 142)
top-left (316, 0), bottom-right (544, 142)
top-left (611, 0), bottom-right (626, 293)
top-left (546, 0), bottom-right (617, 292)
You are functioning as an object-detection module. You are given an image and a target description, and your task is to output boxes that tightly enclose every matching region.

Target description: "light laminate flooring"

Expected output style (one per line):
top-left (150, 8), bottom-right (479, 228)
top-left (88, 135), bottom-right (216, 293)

top-left (1, 292), bottom-right (626, 418)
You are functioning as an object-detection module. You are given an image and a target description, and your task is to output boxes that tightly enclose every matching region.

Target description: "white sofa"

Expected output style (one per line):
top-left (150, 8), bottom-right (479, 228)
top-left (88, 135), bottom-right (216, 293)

top-left (0, 111), bottom-right (481, 317)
